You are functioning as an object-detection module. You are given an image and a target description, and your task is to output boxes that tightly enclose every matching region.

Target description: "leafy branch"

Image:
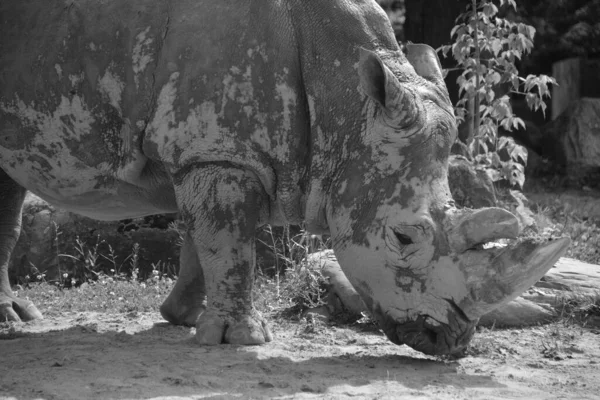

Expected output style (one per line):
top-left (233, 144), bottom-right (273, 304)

top-left (439, 0), bottom-right (557, 189)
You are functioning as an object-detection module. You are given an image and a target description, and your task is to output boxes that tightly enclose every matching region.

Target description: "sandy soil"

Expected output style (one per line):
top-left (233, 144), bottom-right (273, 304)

top-left (1, 312), bottom-right (599, 399)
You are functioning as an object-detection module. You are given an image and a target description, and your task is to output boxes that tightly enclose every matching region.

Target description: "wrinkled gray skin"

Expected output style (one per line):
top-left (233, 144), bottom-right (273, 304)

top-left (0, 0), bottom-right (569, 355)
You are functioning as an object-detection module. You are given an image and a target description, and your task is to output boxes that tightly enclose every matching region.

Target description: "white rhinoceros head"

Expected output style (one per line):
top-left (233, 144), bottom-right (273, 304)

top-left (318, 44), bottom-right (569, 355)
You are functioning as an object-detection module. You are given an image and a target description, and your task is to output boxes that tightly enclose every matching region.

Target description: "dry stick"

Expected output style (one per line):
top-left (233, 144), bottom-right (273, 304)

top-left (472, 0), bottom-right (481, 151)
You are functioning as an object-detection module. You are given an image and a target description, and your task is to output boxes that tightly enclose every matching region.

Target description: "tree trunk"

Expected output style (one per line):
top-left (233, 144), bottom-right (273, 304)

top-left (403, 0), bottom-right (465, 49)
top-left (404, 0), bottom-right (469, 143)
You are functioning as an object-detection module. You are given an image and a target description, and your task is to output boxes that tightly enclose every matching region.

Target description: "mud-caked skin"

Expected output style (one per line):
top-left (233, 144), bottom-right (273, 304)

top-left (159, 232), bottom-right (206, 327)
top-left (0, 0), bottom-right (569, 355)
top-left (0, 169), bottom-right (43, 322)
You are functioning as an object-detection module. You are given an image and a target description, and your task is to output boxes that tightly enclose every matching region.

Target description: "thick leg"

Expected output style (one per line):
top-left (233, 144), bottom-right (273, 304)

top-left (160, 231), bottom-right (207, 326)
top-left (0, 169), bottom-right (43, 322)
top-left (173, 165), bottom-right (272, 345)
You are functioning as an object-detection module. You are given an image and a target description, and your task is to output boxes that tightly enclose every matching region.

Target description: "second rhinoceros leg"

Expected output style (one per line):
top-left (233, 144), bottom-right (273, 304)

top-left (172, 165), bottom-right (272, 345)
top-left (160, 231), bottom-right (207, 326)
top-left (0, 170), bottom-right (43, 322)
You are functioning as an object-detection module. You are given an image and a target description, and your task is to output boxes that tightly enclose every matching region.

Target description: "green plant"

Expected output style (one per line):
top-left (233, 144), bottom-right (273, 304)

top-left (439, 0), bottom-right (556, 188)
top-left (254, 225), bottom-right (331, 317)
top-left (556, 292), bottom-right (600, 327)
top-left (59, 235), bottom-right (102, 283)
top-left (528, 195), bottom-right (600, 265)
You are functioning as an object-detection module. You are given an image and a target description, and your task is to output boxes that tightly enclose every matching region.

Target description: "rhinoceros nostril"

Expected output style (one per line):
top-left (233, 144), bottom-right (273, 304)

top-left (393, 231), bottom-right (413, 245)
top-left (397, 325), bottom-right (439, 355)
top-left (422, 327), bottom-right (438, 346)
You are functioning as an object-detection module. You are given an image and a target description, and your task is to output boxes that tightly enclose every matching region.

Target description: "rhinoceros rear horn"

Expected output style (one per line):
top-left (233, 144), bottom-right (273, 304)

top-left (357, 48), bottom-right (421, 127)
top-left (446, 207), bottom-right (520, 253)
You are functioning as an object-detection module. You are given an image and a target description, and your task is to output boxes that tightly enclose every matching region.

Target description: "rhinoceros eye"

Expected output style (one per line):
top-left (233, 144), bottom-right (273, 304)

top-left (394, 231), bottom-right (414, 246)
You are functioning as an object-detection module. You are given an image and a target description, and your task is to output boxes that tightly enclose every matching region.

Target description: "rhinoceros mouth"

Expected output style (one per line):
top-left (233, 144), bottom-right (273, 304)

top-left (374, 299), bottom-right (476, 356)
top-left (464, 241), bottom-right (505, 251)
top-left (392, 299), bottom-right (476, 356)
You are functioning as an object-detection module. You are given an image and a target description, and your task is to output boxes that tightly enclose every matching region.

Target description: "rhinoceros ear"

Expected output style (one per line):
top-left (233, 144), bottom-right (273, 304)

top-left (357, 48), bottom-right (416, 121)
top-left (405, 43), bottom-right (445, 85)
top-left (358, 48), bottom-right (395, 108)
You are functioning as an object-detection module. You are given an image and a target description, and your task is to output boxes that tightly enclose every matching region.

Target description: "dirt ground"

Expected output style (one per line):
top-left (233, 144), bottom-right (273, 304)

top-left (1, 312), bottom-right (599, 399)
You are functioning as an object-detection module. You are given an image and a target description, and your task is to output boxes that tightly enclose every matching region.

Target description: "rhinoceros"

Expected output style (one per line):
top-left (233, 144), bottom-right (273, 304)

top-left (0, 0), bottom-right (569, 355)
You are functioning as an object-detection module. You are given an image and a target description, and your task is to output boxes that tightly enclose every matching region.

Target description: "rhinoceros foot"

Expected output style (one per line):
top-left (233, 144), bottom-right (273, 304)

top-left (159, 264), bottom-right (207, 327)
top-left (160, 297), bottom-right (206, 327)
top-left (0, 291), bottom-right (43, 322)
top-left (159, 231), bottom-right (207, 327)
top-left (195, 309), bottom-right (273, 345)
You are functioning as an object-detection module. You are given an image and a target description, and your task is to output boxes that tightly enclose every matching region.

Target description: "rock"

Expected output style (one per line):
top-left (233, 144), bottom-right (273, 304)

top-left (448, 155), bottom-right (497, 208)
top-left (524, 149), bottom-right (550, 177)
top-left (478, 297), bottom-right (554, 328)
top-left (542, 97), bottom-right (600, 179)
top-left (302, 306), bottom-right (331, 322)
top-left (535, 257), bottom-right (600, 296)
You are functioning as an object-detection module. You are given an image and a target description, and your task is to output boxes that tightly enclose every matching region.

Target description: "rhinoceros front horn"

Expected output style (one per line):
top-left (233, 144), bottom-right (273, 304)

top-left (357, 48), bottom-right (423, 128)
top-left (445, 208), bottom-right (570, 320)
top-left (458, 236), bottom-right (570, 320)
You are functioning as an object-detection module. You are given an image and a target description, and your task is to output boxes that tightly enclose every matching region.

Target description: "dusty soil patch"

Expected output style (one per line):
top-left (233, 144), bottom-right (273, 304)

top-left (1, 312), bottom-right (599, 399)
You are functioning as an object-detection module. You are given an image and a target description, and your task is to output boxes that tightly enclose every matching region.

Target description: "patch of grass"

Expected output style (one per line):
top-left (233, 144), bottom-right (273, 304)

top-left (15, 269), bottom-right (176, 316)
top-left (523, 169), bottom-right (600, 265)
top-left (462, 327), bottom-right (506, 358)
top-left (523, 193), bottom-right (600, 265)
top-left (15, 224), bottom-right (330, 320)
top-left (556, 292), bottom-right (600, 328)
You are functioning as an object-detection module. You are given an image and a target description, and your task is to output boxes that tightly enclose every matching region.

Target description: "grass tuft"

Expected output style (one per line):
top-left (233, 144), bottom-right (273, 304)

top-left (14, 269), bottom-right (176, 317)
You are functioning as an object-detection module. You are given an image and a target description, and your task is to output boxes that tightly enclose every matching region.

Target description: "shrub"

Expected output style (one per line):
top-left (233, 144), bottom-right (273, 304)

top-left (439, 0), bottom-right (556, 188)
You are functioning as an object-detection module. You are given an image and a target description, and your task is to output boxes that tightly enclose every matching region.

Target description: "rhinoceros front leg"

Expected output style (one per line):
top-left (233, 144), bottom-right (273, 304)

top-left (0, 170), bottom-right (43, 322)
top-left (172, 165), bottom-right (272, 345)
top-left (160, 231), bottom-right (207, 326)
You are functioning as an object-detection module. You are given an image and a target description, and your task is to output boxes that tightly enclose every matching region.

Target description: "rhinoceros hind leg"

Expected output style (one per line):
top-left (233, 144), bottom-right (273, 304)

top-left (160, 231), bottom-right (207, 326)
top-left (0, 169), bottom-right (43, 322)
top-left (173, 165), bottom-right (272, 345)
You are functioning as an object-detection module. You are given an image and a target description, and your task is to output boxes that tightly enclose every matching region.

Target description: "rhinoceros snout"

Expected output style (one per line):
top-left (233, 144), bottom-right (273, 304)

top-left (396, 302), bottom-right (476, 356)
top-left (394, 321), bottom-right (476, 356)
top-left (373, 300), bottom-right (476, 356)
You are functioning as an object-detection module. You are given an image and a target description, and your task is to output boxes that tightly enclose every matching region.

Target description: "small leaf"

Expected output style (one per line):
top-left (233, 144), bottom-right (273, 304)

top-left (486, 168), bottom-right (501, 182)
top-left (513, 117), bottom-right (525, 131)
top-left (482, 3), bottom-right (498, 17)
top-left (450, 24), bottom-right (463, 39)
top-left (491, 152), bottom-right (502, 167)
top-left (511, 76), bottom-right (520, 91)
top-left (498, 136), bottom-right (509, 149)
top-left (491, 39), bottom-right (503, 56)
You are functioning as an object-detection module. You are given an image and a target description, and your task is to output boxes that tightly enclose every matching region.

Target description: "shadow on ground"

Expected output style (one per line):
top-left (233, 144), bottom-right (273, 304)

top-left (0, 315), bottom-right (506, 399)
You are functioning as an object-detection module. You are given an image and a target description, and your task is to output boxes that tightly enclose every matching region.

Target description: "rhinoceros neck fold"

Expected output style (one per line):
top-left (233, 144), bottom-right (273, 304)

top-left (288, 0), bottom-right (405, 232)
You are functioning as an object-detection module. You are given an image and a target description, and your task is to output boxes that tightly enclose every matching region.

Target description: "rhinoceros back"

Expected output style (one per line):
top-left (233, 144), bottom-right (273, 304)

top-left (0, 0), bottom-right (177, 219)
